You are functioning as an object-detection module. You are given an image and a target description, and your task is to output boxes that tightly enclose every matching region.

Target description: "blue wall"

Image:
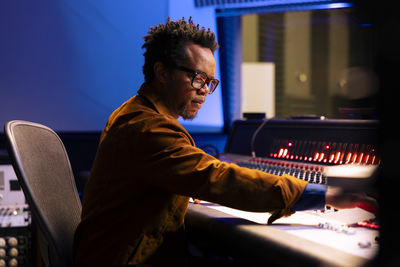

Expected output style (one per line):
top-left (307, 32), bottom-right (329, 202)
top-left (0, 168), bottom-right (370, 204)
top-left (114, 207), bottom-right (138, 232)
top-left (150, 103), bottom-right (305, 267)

top-left (0, 0), bottom-right (223, 132)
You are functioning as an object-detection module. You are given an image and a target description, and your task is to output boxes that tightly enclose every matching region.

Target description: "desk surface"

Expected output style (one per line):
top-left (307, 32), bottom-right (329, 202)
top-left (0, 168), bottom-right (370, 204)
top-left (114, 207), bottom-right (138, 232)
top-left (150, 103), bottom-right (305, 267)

top-left (185, 202), bottom-right (378, 267)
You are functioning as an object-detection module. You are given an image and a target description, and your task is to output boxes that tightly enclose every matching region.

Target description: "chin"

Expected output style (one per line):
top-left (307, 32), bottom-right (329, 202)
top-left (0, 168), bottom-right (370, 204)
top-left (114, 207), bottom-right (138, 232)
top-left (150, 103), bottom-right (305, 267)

top-left (180, 109), bottom-right (197, 120)
top-left (181, 112), bottom-right (197, 121)
top-left (178, 103), bottom-right (200, 120)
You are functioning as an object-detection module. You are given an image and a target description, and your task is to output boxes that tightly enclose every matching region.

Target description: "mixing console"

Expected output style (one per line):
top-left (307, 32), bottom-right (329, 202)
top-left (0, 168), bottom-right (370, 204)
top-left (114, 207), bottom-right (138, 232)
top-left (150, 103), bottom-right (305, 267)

top-left (222, 119), bottom-right (379, 188)
top-left (186, 118), bottom-right (380, 266)
top-left (237, 157), bottom-right (326, 184)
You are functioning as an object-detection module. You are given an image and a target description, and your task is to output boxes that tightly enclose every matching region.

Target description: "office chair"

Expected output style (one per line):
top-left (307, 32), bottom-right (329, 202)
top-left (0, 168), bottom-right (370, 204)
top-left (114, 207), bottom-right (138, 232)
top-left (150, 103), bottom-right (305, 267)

top-left (4, 120), bottom-right (82, 267)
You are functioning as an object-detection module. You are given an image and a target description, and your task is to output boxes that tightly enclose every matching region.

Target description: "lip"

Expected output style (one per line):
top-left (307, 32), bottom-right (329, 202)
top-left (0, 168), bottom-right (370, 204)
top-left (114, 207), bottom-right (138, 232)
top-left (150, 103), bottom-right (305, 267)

top-left (191, 99), bottom-right (204, 109)
top-left (192, 99), bottom-right (205, 104)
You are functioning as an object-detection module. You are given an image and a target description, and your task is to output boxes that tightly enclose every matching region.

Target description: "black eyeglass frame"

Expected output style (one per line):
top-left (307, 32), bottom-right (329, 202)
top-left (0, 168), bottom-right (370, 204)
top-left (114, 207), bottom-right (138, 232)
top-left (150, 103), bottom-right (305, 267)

top-left (176, 66), bottom-right (219, 94)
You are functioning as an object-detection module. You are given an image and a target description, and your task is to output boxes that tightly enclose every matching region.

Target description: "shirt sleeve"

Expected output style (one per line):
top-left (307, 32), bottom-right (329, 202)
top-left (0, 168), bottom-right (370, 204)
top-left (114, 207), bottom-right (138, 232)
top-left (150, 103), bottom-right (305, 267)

top-left (130, 115), bottom-right (307, 214)
top-left (291, 183), bottom-right (327, 211)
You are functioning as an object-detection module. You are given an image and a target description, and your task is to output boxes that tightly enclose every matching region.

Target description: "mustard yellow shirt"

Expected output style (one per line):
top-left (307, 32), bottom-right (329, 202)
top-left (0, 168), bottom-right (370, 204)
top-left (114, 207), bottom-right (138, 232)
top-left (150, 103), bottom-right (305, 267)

top-left (73, 83), bottom-right (307, 266)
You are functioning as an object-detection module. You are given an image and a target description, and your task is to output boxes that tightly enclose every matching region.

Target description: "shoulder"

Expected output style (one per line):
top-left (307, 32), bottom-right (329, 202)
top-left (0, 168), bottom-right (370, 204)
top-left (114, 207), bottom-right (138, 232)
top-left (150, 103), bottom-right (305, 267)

top-left (104, 100), bottom-right (194, 148)
top-left (134, 113), bottom-right (194, 149)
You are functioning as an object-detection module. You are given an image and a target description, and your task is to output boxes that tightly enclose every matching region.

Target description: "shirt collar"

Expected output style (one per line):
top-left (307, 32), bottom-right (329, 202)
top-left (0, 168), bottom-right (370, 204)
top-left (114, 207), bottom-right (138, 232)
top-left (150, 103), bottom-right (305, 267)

top-left (137, 83), bottom-right (177, 119)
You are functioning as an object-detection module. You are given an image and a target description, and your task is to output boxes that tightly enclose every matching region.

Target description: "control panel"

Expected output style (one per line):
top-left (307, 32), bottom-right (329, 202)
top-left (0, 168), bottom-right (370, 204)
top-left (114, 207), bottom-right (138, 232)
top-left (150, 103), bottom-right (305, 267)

top-left (0, 165), bottom-right (33, 267)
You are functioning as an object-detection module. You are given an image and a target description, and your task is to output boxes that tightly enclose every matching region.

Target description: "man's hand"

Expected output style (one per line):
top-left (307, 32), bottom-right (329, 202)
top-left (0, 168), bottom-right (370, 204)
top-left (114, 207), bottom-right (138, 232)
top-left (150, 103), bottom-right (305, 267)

top-left (191, 198), bottom-right (201, 204)
top-left (325, 186), bottom-right (377, 211)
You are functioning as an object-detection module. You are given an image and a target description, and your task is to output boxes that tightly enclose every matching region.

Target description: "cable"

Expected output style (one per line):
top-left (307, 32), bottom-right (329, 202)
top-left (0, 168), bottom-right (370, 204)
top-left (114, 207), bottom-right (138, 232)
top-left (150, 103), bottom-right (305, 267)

top-left (250, 119), bottom-right (269, 158)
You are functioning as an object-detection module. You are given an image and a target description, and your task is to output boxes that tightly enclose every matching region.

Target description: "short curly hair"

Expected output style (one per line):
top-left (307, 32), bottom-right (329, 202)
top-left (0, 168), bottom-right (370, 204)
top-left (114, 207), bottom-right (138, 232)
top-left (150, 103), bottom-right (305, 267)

top-left (142, 17), bottom-right (219, 84)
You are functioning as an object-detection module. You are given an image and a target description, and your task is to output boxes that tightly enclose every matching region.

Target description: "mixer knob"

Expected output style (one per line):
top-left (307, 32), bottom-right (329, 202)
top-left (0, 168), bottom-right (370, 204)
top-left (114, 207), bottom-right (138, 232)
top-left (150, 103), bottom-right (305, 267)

top-left (8, 258), bottom-right (18, 267)
top-left (7, 237), bottom-right (18, 247)
top-left (0, 248), bottom-right (5, 258)
top-left (8, 247), bottom-right (18, 257)
top-left (0, 239), bottom-right (5, 248)
top-left (0, 259), bottom-right (5, 267)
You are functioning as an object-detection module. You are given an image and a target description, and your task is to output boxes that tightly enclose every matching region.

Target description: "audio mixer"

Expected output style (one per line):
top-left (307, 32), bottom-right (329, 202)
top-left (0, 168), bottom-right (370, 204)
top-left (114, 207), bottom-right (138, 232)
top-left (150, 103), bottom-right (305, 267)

top-left (222, 118), bottom-right (379, 189)
top-left (187, 118), bottom-right (380, 266)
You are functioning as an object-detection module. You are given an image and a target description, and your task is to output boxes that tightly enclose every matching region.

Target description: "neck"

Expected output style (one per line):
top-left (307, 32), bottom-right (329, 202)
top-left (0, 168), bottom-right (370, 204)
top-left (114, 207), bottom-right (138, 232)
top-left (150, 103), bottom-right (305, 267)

top-left (147, 81), bottom-right (180, 119)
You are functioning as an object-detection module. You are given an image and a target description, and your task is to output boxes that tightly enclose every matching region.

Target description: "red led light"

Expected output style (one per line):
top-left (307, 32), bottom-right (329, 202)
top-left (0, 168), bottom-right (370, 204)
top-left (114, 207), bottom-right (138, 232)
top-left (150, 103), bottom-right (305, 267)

top-left (345, 153), bottom-right (352, 164)
top-left (351, 153), bottom-right (358, 164)
top-left (357, 221), bottom-right (379, 230)
top-left (358, 153), bottom-right (364, 164)
top-left (329, 154), bottom-right (336, 163)
top-left (334, 152), bottom-right (341, 163)
top-left (364, 154), bottom-right (370, 164)
top-left (269, 141), bottom-right (378, 166)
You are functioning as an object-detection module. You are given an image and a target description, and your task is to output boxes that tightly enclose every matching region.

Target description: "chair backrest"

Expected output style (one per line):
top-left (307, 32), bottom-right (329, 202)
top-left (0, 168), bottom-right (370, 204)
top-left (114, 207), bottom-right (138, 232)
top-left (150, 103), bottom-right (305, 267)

top-left (4, 120), bottom-right (82, 267)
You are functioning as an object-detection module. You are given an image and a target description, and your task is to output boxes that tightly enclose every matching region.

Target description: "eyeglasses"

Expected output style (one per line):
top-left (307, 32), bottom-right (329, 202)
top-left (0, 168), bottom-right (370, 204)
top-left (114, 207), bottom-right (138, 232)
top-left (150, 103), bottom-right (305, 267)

top-left (176, 66), bottom-right (219, 94)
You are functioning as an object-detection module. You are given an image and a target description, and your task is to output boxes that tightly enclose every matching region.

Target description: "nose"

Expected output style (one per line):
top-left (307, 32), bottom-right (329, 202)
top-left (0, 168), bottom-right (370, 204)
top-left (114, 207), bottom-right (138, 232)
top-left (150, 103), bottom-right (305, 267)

top-left (198, 83), bottom-right (209, 95)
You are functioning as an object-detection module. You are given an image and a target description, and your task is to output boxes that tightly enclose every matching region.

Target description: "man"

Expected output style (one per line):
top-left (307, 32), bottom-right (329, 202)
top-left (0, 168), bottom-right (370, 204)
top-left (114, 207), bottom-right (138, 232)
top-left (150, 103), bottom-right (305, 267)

top-left (73, 18), bottom-right (374, 266)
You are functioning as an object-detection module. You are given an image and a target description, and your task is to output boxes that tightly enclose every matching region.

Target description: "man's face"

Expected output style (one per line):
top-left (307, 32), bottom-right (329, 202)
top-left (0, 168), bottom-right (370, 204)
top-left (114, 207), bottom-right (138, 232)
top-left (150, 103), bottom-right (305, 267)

top-left (165, 43), bottom-right (216, 120)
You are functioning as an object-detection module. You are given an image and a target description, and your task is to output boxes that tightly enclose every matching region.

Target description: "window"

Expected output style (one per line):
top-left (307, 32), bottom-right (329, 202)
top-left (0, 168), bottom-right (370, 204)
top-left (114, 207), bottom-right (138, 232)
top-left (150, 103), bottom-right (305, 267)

top-left (241, 8), bottom-right (377, 119)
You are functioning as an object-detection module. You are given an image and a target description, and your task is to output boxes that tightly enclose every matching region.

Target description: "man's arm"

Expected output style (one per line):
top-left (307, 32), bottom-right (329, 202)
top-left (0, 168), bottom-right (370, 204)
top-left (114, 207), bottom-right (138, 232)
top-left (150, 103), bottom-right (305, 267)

top-left (290, 183), bottom-right (377, 212)
top-left (267, 183), bottom-right (377, 224)
top-left (291, 183), bottom-right (327, 211)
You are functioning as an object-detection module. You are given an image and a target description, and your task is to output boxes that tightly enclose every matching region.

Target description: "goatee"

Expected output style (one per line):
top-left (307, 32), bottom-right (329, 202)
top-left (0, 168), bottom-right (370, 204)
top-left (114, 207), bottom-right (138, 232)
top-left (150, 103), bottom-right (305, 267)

top-left (179, 105), bottom-right (197, 120)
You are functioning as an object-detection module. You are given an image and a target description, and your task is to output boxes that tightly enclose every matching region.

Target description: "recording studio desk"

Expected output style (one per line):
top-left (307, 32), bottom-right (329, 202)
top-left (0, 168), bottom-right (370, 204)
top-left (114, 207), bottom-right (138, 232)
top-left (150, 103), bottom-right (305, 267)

top-left (185, 202), bottom-right (378, 267)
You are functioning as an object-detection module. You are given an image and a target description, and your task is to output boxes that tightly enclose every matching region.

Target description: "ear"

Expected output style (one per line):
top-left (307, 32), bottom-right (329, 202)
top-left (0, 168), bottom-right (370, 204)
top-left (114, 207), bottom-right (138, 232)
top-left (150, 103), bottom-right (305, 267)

top-left (153, 62), bottom-right (171, 84)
